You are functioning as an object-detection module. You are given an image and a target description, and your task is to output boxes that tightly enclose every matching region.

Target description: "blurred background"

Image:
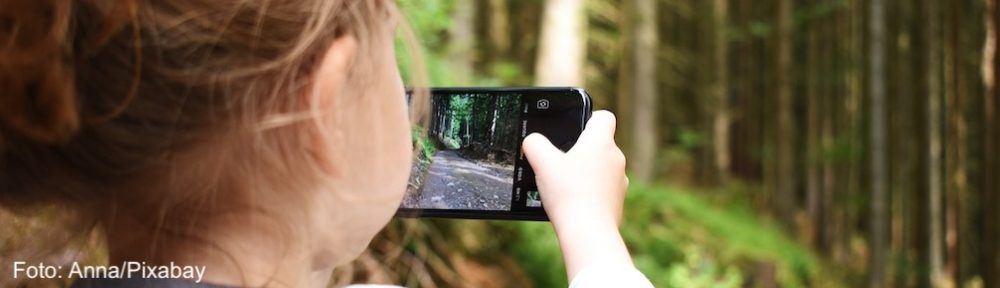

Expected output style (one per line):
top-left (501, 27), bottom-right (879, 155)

top-left (340, 0), bottom-right (1000, 287)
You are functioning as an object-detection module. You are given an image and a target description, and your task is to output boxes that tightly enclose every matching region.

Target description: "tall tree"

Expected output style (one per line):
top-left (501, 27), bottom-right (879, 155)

top-left (629, 0), bottom-right (658, 182)
top-left (448, 0), bottom-right (476, 85)
top-left (923, 0), bottom-right (947, 286)
top-left (711, 0), bottom-right (730, 183)
top-left (806, 15), bottom-right (822, 248)
top-left (535, 0), bottom-right (586, 86)
top-left (868, 0), bottom-right (888, 286)
top-left (943, 0), bottom-right (968, 283)
top-left (773, 0), bottom-right (796, 227)
top-left (821, 4), bottom-right (839, 257)
top-left (488, 0), bottom-right (510, 57)
top-left (982, 0), bottom-right (1000, 284)
top-left (697, 0), bottom-right (715, 184)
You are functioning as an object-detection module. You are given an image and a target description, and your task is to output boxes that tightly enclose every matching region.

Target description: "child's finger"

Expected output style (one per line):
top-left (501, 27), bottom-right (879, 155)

top-left (522, 133), bottom-right (564, 172)
top-left (577, 111), bottom-right (617, 146)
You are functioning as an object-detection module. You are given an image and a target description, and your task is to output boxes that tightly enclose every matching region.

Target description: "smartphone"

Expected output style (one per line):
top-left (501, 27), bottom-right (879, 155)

top-left (398, 87), bottom-right (592, 221)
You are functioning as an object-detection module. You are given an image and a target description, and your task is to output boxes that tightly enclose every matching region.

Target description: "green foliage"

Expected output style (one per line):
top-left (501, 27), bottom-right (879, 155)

top-left (395, 0), bottom-right (456, 87)
top-left (796, 0), bottom-right (851, 26)
top-left (396, 0), bottom-right (453, 48)
top-left (747, 21), bottom-right (772, 38)
top-left (412, 127), bottom-right (437, 160)
top-left (665, 246), bottom-right (743, 288)
top-left (505, 221), bottom-right (569, 288)
top-left (440, 95), bottom-right (471, 146)
top-left (396, 0), bottom-right (524, 87)
top-left (504, 183), bottom-right (843, 287)
top-left (677, 129), bottom-right (705, 150)
top-left (487, 61), bottom-right (523, 85)
top-left (442, 137), bottom-right (461, 150)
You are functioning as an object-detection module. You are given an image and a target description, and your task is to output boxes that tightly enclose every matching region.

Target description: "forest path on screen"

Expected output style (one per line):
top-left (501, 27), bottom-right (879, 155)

top-left (403, 150), bottom-right (513, 210)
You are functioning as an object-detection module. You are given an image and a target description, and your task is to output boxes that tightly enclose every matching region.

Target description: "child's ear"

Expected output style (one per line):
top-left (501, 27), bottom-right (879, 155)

top-left (310, 35), bottom-right (358, 108)
top-left (307, 35), bottom-right (358, 177)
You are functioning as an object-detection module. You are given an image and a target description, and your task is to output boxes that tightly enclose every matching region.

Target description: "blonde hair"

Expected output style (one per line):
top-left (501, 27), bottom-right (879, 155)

top-left (0, 0), bottom-right (424, 282)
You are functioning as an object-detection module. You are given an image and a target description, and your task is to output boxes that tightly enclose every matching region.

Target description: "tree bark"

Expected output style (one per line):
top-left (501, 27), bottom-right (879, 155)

top-left (773, 0), bottom-right (796, 228)
top-left (712, 0), bottom-right (730, 183)
top-left (923, 0), bottom-right (946, 286)
top-left (868, 0), bottom-right (888, 286)
top-left (821, 6), bottom-right (838, 257)
top-left (448, 0), bottom-right (476, 85)
top-left (488, 0), bottom-right (510, 57)
top-left (629, 0), bottom-right (658, 183)
top-left (943, 0), bottom-right (969, 283)
top-left (535, 0), bottom-right (586, 86)
top-left (697, 0), bottom-right (713, 185)
top-left (805, 6), bottom-right (822, 249)
top-left (982, 0), bottom-right (1000, 285)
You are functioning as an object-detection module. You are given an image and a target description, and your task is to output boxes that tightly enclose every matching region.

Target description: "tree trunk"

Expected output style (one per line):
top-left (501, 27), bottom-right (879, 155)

top-left (488, 0), bottom-right (510, 57)
top-left (805, 7), bottom-right (822, 249)
top-left (923, 0), bottom-right (946, 286)
top-left (448, 0), bottom-right (476, 85)
top-left (535, 0), bottom-right (586, 86)
top-left (888, 2), bottom-right (919, 285)
top-left (773, 0), bottom-right (796, 228)
top-left (982, 0), bottom-right (1000, 285)
top-left (697, 0), bottom-right (713, 185)
top-left (629, 0), bottom-right (658, 183)
top-left (943, 0), bottom-right (968, 284)
top-left (868, 0), bottom-right (888, 286)
top-left (821, 6), bottom-right (838, 256)
top-left (712, 0), bottom-right (730, 183)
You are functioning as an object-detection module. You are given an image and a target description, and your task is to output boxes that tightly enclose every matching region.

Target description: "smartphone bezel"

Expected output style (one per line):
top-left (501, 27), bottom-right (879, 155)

top-left (396, 87), bottom-right (592, 221)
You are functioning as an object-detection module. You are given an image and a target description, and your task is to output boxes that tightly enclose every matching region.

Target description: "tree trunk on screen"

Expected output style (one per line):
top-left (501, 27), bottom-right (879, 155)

top-left (712, 0), bottom-right (730, 183)
top-left (923, 0), bottom-right (946, 285)
top-left (868, 0), bottom-right (888, 286)
top-left (982, 0), bottom-right (1000, 285)
top-left (629, 0), bottom-right (658, 183)
top-left (535, 0), bottom-right (586, 86)
top-left (773, 0), bottom-right (795, 228)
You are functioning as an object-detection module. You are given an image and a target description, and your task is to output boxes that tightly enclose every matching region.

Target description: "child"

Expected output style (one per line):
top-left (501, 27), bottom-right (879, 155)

top-left (0, 0), bottom-right (651, 287)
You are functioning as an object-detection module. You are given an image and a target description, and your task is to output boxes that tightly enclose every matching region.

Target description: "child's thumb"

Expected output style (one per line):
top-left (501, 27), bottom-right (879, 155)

top-left (522, 133), bottom-right (564, 172)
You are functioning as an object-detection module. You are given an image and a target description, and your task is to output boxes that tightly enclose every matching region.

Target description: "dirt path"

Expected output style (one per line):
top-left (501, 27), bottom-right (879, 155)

top-left (402, 150), bottom-right (513, 210)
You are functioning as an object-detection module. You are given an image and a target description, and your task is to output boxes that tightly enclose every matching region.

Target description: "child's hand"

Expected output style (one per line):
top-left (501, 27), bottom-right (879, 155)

top-left (522, 110), bottom-right (628, 228)
top-left (522, 110), bottom-right (633, 280)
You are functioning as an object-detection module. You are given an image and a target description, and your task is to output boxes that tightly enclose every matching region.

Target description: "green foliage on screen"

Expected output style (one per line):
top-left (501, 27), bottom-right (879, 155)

top-left (412, 127), bottom-right (437, 160)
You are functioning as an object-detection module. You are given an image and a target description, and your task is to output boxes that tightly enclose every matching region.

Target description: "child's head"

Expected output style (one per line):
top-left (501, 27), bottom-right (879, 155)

top-left (1, 0), bottom-right (416, 280)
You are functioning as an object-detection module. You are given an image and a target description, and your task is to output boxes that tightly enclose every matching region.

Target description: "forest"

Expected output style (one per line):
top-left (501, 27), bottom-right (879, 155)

top-left (401, 93), bottom-right (521, 211)
top-left (0, 0), bottom-right (997, 287)
top-left (428, 93), bottom-right (520, 166)
top-left (350, 0), bottom-right (1000, 287)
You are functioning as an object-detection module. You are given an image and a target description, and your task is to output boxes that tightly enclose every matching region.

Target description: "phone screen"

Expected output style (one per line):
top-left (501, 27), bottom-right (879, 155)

top-left (399, 87), bottom-right (591, 220)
